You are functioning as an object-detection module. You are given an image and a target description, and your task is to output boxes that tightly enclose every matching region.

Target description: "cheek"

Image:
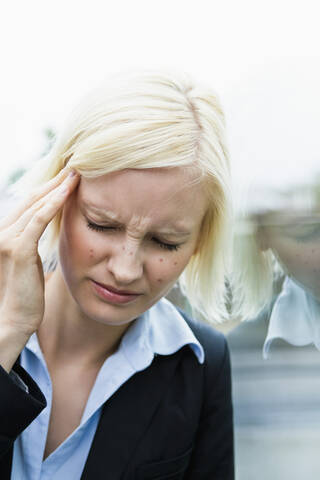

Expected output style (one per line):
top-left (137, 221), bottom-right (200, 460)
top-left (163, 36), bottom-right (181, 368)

top-left (151, 252), bottom-right (192, 285)
top-left (75, 233), bottom-right (108, 264)
top-left (60, 213), bottom-right (100, 266)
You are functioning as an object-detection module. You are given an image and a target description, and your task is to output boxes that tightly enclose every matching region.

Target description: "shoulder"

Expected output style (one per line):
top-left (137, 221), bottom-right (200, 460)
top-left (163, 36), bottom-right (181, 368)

top-left (176, 308), bottom-right (233, 417)
top-left (176, 307), bottom-right (229, 371)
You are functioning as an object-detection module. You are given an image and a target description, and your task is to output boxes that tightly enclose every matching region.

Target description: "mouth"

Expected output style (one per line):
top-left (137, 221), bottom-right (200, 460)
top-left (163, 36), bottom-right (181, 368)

top-left (91, 280), bottom-right (142, 304)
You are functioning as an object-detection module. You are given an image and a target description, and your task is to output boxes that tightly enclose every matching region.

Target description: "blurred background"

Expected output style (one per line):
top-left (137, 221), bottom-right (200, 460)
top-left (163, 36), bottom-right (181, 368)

top-left (2, 1), bottom-right (320, 478)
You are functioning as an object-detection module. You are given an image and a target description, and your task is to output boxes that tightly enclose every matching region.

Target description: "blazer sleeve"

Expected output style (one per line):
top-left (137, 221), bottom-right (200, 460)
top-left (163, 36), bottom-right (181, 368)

top-left (185, 336), bottom-right (234, 480)
top-left (0, 363), bottom-right (47, 460)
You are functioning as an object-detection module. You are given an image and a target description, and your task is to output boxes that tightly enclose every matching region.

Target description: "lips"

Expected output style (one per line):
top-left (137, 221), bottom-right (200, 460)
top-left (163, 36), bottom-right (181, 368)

top-left (94, 281), bottom-right (140, 295)
top-left (91, 280), bottom-right (142, 304)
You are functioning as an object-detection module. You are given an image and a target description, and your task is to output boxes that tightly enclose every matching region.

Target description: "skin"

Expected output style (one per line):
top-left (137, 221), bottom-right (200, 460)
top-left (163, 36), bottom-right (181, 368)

top-left (257, 211), bottom-right (320, 300)
top-left (38, 168), bottom-right (207, 366)
top-left (38, 167), bottom-right (208, 457)
top-left (0, 168), bottom-right (80, 374)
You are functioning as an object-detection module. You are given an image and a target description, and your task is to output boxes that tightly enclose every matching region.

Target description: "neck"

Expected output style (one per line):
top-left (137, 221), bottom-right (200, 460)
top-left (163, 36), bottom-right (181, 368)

top-left (37, 267), bottom-right (131, 369)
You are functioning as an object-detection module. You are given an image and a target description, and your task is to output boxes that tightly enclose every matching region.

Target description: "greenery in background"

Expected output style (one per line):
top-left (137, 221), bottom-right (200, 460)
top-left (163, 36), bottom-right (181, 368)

top-left (41, 127), bottom-right (56, 157)
top-left (6, 128), bottom-right (56, 187)
top-left (7, 166), bottom-right (28, 186)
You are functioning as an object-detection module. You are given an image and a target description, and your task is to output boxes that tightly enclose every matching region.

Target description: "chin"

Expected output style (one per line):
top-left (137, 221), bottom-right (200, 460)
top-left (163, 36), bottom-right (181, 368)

top-left (78, 297), bottom-right (145, 327)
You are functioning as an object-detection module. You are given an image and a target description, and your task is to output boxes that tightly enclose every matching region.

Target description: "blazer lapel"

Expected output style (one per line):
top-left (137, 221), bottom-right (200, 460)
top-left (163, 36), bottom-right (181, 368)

top-left (81, 349), bottom-right (184, 479)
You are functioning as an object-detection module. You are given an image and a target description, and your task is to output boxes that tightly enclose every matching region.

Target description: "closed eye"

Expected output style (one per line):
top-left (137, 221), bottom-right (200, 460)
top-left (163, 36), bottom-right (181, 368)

top-left (86, 221), bottom-right (118, 232)
top-left (152, 237), bottom-right (181, 251)
top-left (86, 221), bottom-right (181, 252)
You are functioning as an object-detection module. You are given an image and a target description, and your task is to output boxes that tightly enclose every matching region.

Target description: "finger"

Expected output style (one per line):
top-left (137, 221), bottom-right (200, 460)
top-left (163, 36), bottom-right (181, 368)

top-left (0, 167), bottom-right (73, 229)
top-left (9, 172), bottom-right (80, 242)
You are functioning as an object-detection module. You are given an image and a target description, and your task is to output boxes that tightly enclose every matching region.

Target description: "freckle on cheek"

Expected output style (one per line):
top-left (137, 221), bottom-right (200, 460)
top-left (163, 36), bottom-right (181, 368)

top-left (157, 278), bottom-right (163, 283)
top-left (174, 262), bottom-right (177, 265)
top-left (89, 249), bottom-right (94, 258)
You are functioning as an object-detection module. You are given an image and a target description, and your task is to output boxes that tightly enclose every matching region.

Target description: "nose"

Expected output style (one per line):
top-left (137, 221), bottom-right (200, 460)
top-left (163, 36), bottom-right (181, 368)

top-left (107, 242), bottom-right (143, 286)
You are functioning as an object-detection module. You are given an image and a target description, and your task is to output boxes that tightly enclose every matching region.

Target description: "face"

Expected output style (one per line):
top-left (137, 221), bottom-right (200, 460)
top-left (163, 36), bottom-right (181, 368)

top-left (258, 211), bottom-right (320, 299)
top-left (58, 168), bottom-right (208, 326)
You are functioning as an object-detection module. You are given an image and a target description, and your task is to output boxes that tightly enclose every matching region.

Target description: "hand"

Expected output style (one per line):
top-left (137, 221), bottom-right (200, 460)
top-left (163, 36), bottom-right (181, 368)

top-left (0, 168), bottom-right (80, 340)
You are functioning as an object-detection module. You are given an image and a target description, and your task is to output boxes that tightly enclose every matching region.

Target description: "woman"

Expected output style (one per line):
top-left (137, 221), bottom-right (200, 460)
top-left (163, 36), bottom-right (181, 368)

top-left (254, 207), bottom-right (320, 356)
top-left (0, 71), bottom-right (234, 479)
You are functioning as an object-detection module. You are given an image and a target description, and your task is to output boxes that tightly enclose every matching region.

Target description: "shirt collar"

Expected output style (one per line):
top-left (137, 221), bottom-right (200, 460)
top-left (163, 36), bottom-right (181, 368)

top-left (121, 297), bottom-right (205, 370)
top-left (25, 298), bottom-right (205, 370)
top-left (25, 330), bottom-right (44, 358)
top-left (263, 276), bottom-right (320, 358)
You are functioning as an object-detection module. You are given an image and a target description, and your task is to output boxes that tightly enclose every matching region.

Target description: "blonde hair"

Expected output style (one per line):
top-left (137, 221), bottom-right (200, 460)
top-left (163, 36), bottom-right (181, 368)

top-left (11, 70), bottom-right (232, 324)
top-left (230, 216), bottom-right (281, 321)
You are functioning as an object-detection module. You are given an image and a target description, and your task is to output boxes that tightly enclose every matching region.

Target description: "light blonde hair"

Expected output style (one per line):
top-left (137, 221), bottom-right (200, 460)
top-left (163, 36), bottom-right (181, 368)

top-left (11, 70), bottom-right (232, 324)
top-left (230, 216), bottom-right (281, 321)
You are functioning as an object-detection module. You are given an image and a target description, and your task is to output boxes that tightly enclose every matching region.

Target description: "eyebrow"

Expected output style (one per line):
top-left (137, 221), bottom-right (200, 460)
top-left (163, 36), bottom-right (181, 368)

top-left (81, 201), bottom-right (192, 237)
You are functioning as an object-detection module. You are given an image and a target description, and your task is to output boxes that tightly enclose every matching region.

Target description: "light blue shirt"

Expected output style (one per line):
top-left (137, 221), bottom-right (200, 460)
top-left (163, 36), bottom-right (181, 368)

top-left (11, 298), bottom-right (204, 480)
top-left (263, 276), bottom-right (320, 358)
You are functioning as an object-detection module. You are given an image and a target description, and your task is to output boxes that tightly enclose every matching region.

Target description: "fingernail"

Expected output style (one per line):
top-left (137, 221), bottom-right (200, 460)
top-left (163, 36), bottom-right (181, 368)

top-left (67, 169), bottom-right (78, 178)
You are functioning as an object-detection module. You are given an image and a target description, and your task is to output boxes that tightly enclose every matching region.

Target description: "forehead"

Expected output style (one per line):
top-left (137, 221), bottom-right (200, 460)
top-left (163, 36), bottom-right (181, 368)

top-left (77, 168), bottom-right (208, 225)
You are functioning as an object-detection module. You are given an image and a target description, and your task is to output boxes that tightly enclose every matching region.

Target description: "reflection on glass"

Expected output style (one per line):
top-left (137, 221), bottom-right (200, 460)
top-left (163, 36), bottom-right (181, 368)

top-left (229, 183), bottom-right (320, 480)
top-left (256, 211), bottom-right (320, 300)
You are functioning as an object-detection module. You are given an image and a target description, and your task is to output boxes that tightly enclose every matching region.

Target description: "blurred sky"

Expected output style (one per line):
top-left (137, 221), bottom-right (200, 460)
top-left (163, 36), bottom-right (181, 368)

top-left (1, 0), bottom-right (320, 206)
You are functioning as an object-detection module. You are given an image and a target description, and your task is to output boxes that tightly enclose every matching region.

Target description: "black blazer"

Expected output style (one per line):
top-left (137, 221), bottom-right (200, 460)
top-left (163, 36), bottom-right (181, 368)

top-left (0, 310), bottom-right (234, 479)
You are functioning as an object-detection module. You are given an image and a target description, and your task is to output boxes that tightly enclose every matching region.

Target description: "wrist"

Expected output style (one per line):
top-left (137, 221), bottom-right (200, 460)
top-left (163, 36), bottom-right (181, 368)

top-left (0, 325), bottom-right (31, 373)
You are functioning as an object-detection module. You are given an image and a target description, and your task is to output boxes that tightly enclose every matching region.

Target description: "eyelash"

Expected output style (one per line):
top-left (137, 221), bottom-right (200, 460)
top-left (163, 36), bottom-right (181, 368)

top-left (86, 221), bottom-right (181, 252)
